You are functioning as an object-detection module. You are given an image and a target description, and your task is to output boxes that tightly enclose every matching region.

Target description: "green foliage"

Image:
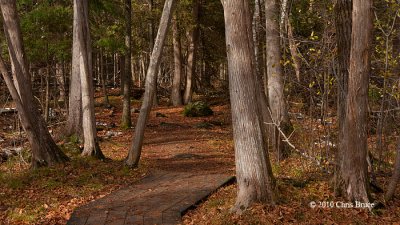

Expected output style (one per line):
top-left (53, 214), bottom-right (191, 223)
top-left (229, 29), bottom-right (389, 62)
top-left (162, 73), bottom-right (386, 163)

top-left (183, 101), bottom-right (213, 117)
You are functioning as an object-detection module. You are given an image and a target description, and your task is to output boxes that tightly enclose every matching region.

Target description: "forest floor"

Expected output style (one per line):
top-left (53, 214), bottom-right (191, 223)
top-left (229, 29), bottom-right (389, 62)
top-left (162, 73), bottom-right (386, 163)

top-left (0, 91), bottom-right (400, 224)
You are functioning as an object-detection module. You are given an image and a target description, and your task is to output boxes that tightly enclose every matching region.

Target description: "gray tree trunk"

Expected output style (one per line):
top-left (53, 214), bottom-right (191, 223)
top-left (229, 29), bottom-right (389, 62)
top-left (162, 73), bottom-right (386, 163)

top-left (265, 0), bottom-right (292, 160)
top-left (0, 0), bottom-right (69, 168)
top-left (339, 0), bottom-right (372, 203)
top-left (66, 0), bottom-right (83, 139)
top-left (222, 0), bottom-right (276, 214)
top-left (121, 0), bottom-right (132, 128)
top-left (171, 16), bottom-right (183, 106)
top-left (183, 0), bottom-right (199, 105)
top-left (125, 0), bottom-right (176, 167)
top-left (75, 0), bottom-right (105, 159)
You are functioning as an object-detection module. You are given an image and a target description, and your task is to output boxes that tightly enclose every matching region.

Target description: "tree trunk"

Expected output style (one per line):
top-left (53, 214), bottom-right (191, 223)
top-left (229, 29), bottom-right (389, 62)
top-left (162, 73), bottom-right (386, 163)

top-left (125, 0), bottom-right (175, 167)
top-left (334, 0), bottom-right (352, 196)
top-left (265, 0), bottom-right (292, 160)
top-left (121, 0), bottom-right (132, 129)
top-left (75, 0), bottom-right (105, 159)
top-left (287, 19), bottom-right (301, 82)
top-left (183, 0), bottom-right (199, 105)
top-left (171, 16), bottom-right (183, 106)
top-left (222, 0), bottom-right (276, 214)
top-left (385, 138), bottom-right (400, 201)
top-left (339, 0), bottom-right (372, 203)
top-left (55, 63), bottom-right (66, 103)
top-left (66, 0), bottom-right (83, 139)
top-left (0, 0), bottom-right (69, 168)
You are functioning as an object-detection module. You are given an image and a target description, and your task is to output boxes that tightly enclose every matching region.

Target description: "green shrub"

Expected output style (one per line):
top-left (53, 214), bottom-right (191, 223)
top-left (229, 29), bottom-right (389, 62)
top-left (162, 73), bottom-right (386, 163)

top-left (183, 101), bottom-right (213, 117)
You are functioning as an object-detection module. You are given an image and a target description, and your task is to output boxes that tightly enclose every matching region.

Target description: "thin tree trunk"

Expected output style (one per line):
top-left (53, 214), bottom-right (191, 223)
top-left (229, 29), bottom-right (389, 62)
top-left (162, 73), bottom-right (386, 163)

top-left (183, 0), bottom-right (199, 105)
top-left (222, 0), bottom-right (276, 214)
top-left (171, 16), bottom-right (183, 106)
top-left (287, 19), bottom-right (301, 82)
top-left (55, 63), bottom-right (66, 103)
top-left (339, 0), bottom-right (372, 203)
top-left (121, 0), bottom-right (132, 128)
top-left (385, 138), bottom-right (400, 201)
top-left (125, 0), bottom-right (176, 167)
top-left (100, 49), bottom-right (110, 107)
top-left (0, 0), bottom-right (69, 168)
top-left (75, 0), bottom-right (105, 159)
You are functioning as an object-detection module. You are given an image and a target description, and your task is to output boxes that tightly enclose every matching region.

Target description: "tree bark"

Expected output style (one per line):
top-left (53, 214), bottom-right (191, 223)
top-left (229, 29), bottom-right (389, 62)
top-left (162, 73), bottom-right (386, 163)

top-left (121, 0), bottom-right (132, 128)
top-left (222, 0), bottom-right (276, 214)
top-left (265, 0), bottom-right (292, 160)
top-left (171, 16), bottom-right (183, 106)
top-left (125, 0), bottom-right (175, 167)
top-left (66, 0), bottom-right (83, 139)
top-left (334, 0), bottom-right (352, 196)
top-left (75, 0), bottom-right (105, 159)
top-left (339, 0), bottom-right (372, 203)
top-left (0, 0), bottom-right (69, 168)
top-left (385, 138), bottom-right (400, 201)
top-left (183, 0), bottom-right (199, 105)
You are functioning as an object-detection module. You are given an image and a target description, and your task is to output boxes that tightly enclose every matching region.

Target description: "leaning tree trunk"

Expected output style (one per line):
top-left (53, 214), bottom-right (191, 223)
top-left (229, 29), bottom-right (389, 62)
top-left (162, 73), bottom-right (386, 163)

top-left (75, 0), bottom-right (105, 159)
top-left (121, 0), bottom-right (132, 128)
top-left (183, 0), bottom-right (199, 105)
top-left (171, 16), bottom-right (183, 106)
top-left (66, 0), bottom-right (83, 139)
top-left (339, 0), bottom-right (372, 203)
top-left (333, 0), bottom-right (352, 196)
top-left (265, 0), bottom-right (292, 160)
top-left (222, 0), bottom-right (276, 214)
top-left (125, 0), bottom-right (176, 167)
top-left (0, 0), bottom-right (69, 168)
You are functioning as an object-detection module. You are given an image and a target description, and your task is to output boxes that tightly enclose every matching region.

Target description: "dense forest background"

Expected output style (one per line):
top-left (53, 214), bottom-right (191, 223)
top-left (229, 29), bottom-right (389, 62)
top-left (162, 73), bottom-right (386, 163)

top-left (0, 0), bottom-right (400, 224)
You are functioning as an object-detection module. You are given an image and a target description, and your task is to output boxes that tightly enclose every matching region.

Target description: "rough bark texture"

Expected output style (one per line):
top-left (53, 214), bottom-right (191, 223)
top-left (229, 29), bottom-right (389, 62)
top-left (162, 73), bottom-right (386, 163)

top-left (265, 0), bottom-right (292, 160)
top-left (334, 0), bottom-right (352, 195)
top-left (75, 0), bottom-right (105, 159)
top-left (66, 0), bottom-right (83, 139)
top-left (171, 16), bottom-right (183, 106)
top-left (339, 0), bottom-right (372, 203)
top-left (125, 0), bottom-right (175, 167)
top-left (287, 19), bottom-right (301, 82)
top-left (385, 139), bottom-right (400, 201)
top-left (183, 0), bottom-right (199, 105)
top-left (222, 0), bottom-right (276, 214)
top-left (0, 0), bottom-right (69, 168)
top-left (121, 0), bottom-right (132, 128)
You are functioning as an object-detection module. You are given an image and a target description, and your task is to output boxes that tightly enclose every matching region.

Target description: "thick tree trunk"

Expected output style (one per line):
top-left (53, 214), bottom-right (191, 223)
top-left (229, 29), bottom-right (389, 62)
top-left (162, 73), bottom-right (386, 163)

top-left (125, 0), bottom-right (175, 167)
top-left (339, 0), bottom-right (372, 203)
top-left (183, 0), bottom-right (199, 105)
top-left (0, 0), bottom-right (68, 168)
top-left (121, 0), bottom-right (132, 128)
top-left (66, 0), bottom-right (83, 139)
top-left (222, 0), bottom-right (276, 214)
top-left (265, 0), bottom-right (292, 160)
top-left (75, 0), bottom-right (105, 159)
top-left (171, 16), bottom-right (183, 106)
top-left (334, 0), bottom-right (352, 196)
